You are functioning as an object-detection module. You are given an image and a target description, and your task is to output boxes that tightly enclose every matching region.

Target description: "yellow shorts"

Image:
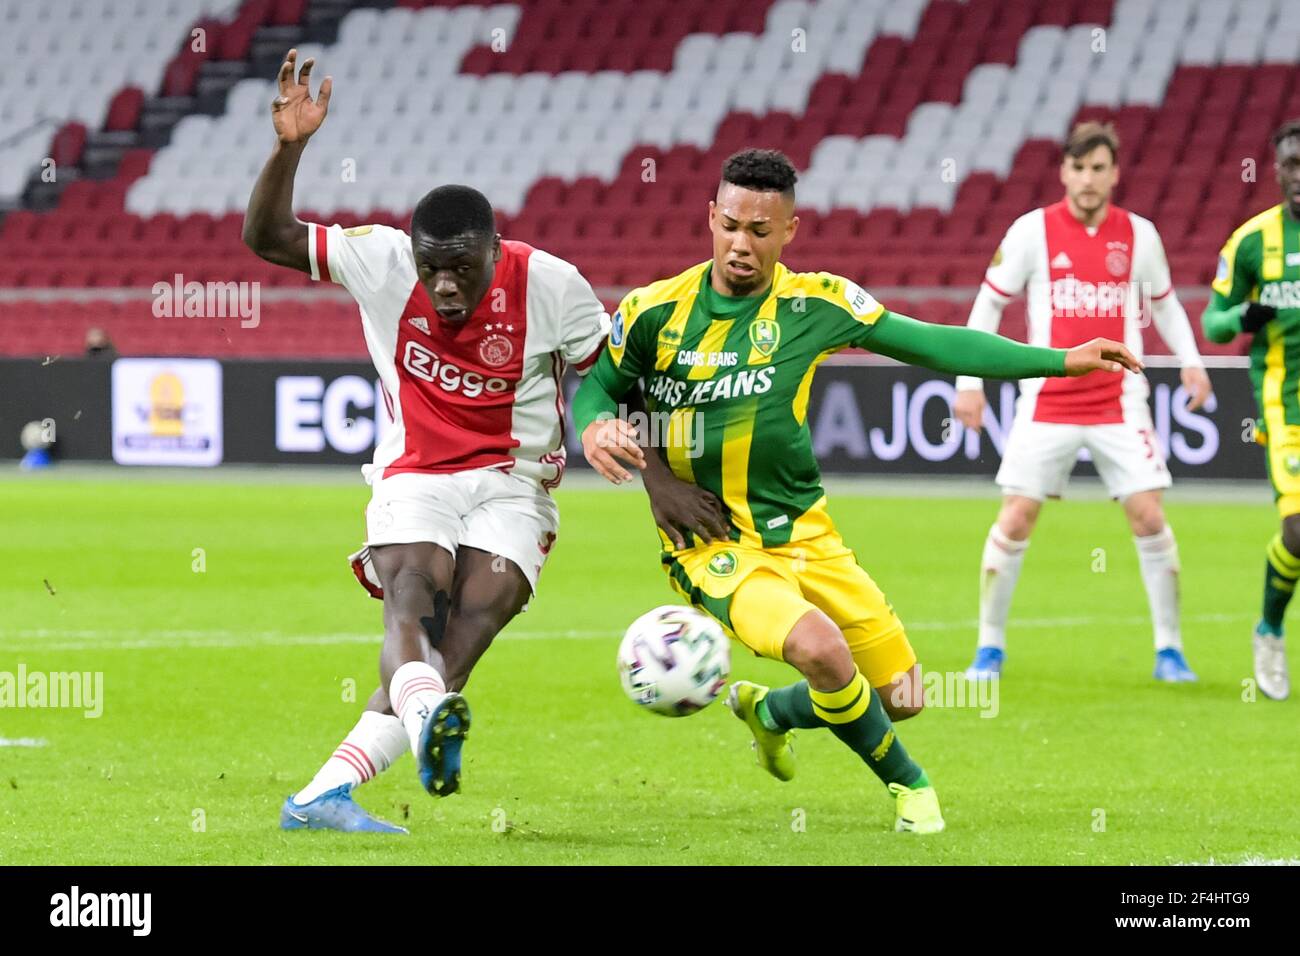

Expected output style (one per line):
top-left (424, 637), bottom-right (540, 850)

top-left (1261, 421), bottom-right (1300, 517)
top-left (661, 531), bottom-right (916, 689)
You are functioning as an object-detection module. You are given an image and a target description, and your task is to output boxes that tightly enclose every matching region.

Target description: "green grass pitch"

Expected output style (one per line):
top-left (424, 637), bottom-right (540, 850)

top-left (0, 473), bottom-right (1295, 865)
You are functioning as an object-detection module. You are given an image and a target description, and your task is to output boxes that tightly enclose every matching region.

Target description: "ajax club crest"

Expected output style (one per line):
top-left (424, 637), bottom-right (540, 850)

top-left (1105, 242), bottom-right (1130, 278)
top-left (479, 333), bottom-right (513, 368)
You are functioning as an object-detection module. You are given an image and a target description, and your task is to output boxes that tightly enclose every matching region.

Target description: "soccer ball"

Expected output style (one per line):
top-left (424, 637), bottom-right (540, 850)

top-left (617, 605), bottom-right (730, 717)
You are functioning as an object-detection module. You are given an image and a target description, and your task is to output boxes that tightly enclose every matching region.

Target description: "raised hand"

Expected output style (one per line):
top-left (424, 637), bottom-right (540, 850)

top-left (271, 48), bottom-right (332, 145)
top-left (1063, 338), bottom-right (1144, 376)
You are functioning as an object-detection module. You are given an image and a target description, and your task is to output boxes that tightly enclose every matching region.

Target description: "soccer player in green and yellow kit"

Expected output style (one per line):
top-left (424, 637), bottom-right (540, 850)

top-left (1202, 120), bottom-right (1300, 701)
top-left (573, 149), bottom-right (1141, 833)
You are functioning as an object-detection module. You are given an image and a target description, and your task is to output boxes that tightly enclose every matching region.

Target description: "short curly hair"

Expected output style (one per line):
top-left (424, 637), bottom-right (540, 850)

top-left (411, 184), bottom-right (496, 241)
top-left (720, 148), bottom-right (797, 199)
top-left (1273, 119), bottom-right (1300, 149)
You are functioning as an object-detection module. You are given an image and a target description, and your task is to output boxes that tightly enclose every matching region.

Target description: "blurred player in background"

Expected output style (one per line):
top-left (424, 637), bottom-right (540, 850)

top-left (574, 149), bottom-right (1142, 834)
top-left (1201, 119), bottom-right (1300, 701)
top-left (954, 122), bottom-right (1211, 684)
top-left (243, 51), bottom-right (611, 831)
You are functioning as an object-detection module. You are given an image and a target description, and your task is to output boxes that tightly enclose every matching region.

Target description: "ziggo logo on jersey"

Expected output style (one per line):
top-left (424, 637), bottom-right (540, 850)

top-left (403, 341), bottom-right (509, 398)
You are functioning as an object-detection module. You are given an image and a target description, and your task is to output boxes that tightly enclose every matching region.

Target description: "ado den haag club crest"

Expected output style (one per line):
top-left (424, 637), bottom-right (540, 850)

top-left (707, 550), bottom-right (738, 577)
top-left (749, 318), bottom-right (780, 357)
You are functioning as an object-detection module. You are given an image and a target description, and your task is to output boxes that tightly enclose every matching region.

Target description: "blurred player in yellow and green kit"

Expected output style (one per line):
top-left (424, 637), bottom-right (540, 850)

top-left (1202, 119), bottom-right (1300, 701)
top-left (574, 149), bottom-right (1142, 834)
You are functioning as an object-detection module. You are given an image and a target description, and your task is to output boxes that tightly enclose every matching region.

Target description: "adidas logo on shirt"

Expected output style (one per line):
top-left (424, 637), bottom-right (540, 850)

top-left (409, 316), bottom-right (431, 334)
top-left (1051, 251), bottom-right (1073, 269)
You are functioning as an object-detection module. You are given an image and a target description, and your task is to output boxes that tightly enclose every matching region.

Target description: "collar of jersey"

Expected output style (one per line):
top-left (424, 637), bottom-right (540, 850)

top-left (698, 262), bottom-right (775, 317)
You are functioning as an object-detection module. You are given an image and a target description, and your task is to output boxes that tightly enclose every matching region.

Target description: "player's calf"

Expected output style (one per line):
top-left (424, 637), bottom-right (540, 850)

top-left (379, 575), bottom-right (451, 685)
top-left (877, 664), bottom-right (924, 722)
top-left (437, 546), bottom-right (534, 691)
top-left (767, 611), bottom-right (939, 825)
top-left (782, 611), bottom-right (857, 689)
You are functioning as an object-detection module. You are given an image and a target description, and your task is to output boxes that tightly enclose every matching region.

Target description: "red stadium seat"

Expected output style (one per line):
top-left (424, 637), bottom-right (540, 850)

top-left (104, 88), bottom-right (144, 132)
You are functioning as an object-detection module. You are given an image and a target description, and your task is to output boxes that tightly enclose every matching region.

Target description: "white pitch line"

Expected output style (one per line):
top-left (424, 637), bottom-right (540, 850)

top-left (0, 738), bottom-right (48, 748)
top-left (1179, 856), bottom-right (1300, 866)
top-left (0, 612), bottom-right (1255, 652)
top-left (0, 630), bottom-right (602, 651)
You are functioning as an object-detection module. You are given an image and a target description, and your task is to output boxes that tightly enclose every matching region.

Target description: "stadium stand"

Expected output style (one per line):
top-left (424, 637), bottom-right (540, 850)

top-left (1, 0), bottom-right (1296, 359)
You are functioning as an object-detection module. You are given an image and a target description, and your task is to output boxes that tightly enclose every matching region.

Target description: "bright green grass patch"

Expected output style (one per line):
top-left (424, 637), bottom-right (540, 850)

top-left (0, 477), bottom-right (1294, 865)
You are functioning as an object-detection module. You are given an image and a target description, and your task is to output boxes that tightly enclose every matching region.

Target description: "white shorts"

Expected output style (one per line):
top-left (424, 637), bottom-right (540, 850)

top-left (995, 403), bottom-right (1171, 501)
top-left (351, 467), bottom-right (560, 597)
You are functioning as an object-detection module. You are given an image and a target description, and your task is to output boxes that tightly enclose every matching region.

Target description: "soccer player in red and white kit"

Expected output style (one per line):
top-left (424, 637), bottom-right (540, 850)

top-left (954, 122), bottom-right (1213, 683)
top-left (243, 51), bottom-right (609, 832)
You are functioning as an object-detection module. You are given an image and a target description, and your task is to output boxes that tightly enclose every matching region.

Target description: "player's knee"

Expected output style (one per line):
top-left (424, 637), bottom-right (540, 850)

top-left (384, 564), bottom-right (439, 605)
top-left (387, 569), bottom-right (450, 643)
top-left (441, 608), bottom-right (504, 690)
top-left (783, 613), bottom-right (854, 687)
top-left (1127, 501), bottom-right (1165, 537)
top-left (998, 502), bottom-right (1038, 540)
top-left (1131, 514), bottom-right (1165, 538)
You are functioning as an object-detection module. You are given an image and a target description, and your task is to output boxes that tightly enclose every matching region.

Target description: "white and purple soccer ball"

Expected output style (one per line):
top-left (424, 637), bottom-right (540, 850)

top-left (617, 605), bottom-right (730, 717)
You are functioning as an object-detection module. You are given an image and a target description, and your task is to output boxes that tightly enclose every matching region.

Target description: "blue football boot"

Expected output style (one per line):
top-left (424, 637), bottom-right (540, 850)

top-left (279, 783), bottom-right (408, 834)
top-left (965, 646), bottom-right (1004, 680)
top-left (1153, 647), bottom-right (1197, 683)
top-left (417, 692), bottom-right (471, 796)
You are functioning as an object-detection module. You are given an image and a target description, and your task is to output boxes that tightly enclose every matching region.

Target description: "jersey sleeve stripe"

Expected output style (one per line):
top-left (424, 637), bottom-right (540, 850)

top-left (315, 224), bottom-right (332, 283)
top-left (1151, 286), bottom-right (1173, 301)
top-left (307, 223), bottom-right (320, 281)
top-left (573, 340), bottom-right (605, 372)
top-left (982, 276), bottom-right (1014, 298)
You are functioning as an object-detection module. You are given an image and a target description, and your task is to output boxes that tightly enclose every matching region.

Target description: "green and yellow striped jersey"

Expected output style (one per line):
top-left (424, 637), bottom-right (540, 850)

top-left (1210, 204), bottom-right (1300, 416)
top-left (601, 260), bottom-right (886, 549)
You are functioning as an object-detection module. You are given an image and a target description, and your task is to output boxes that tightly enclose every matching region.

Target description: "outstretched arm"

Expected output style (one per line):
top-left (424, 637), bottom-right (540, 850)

top-left (242, 49), bottom-right (333, 272)
top-left (864, 310), bottom-right (1142, 378)
top-left (953, 286), bottom-right (1013, 432)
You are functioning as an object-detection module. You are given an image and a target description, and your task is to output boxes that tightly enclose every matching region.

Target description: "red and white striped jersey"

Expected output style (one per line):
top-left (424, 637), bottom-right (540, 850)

top-left (957, 201), bottom-right (1199, 425)
top-left (307, 223), bottom-right (608, 488)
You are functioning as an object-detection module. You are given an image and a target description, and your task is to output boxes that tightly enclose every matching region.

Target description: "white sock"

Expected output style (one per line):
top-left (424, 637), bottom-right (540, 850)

top-left (294, 711), bottom-right (408, 805)
top-left (1135, 525), bottom-right (1181, 651)
top-left (389, 660), bottom-right (447, 757)
top-left (978, 523), bottom-right (1029, 651)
